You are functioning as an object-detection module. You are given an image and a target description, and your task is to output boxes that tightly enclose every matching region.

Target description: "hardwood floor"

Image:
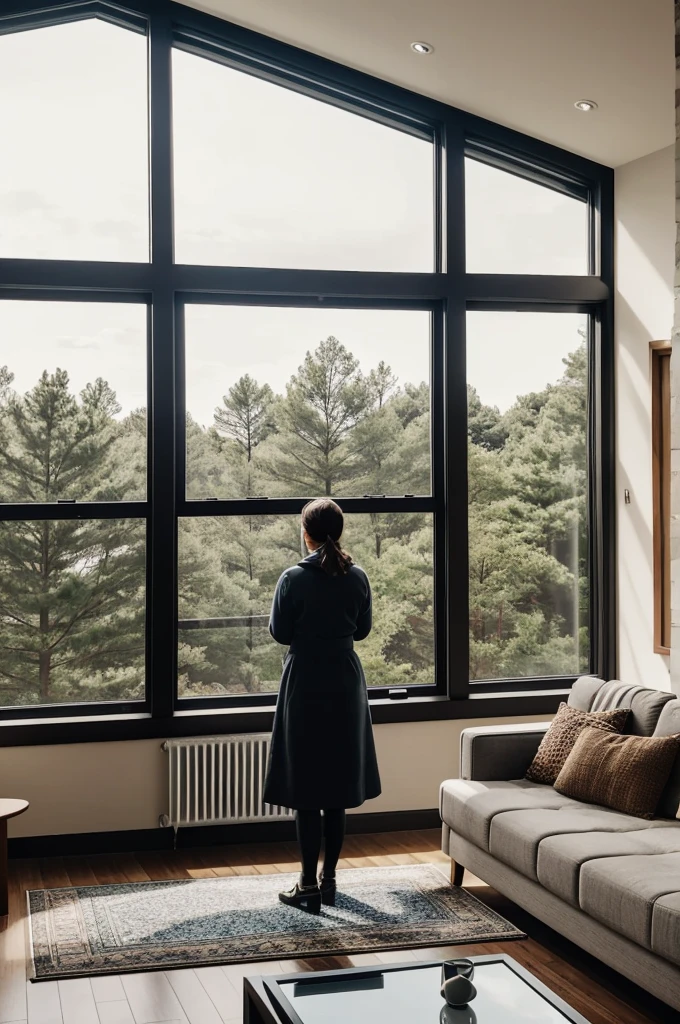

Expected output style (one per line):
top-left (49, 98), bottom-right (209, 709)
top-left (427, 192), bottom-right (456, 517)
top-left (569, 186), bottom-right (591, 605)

top-left (0, 830), bottom-right (672, 1024)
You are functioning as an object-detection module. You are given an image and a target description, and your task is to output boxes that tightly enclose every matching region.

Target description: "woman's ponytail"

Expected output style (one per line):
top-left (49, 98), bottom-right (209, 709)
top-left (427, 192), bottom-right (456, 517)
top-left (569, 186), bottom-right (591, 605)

top-left (301, 498), bottom-right (353, 576)
top-left (319, 534), bottom-right (353, 576)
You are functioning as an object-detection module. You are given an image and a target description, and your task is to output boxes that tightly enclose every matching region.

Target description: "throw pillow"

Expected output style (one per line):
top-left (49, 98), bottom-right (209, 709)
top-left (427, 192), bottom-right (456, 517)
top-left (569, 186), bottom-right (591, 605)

top-left (525, 702), bottom-right (630, 785)
top-left (554, 727), bottom-right (680, 819)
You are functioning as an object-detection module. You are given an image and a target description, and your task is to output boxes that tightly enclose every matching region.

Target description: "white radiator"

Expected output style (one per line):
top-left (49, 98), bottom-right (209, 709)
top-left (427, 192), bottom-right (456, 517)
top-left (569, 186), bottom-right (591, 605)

top-left (162, 734), bottom-right (293, 827)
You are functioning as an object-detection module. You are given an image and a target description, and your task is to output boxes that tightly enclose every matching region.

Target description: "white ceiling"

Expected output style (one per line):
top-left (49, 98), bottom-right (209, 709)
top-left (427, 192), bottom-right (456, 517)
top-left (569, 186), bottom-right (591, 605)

top-left (185, 0), bottom-right (674, 168)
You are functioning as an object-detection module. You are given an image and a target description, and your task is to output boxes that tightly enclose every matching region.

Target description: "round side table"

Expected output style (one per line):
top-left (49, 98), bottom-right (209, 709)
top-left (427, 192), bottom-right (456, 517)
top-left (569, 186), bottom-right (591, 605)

top-left (0, 799), bottom-right (29, 916)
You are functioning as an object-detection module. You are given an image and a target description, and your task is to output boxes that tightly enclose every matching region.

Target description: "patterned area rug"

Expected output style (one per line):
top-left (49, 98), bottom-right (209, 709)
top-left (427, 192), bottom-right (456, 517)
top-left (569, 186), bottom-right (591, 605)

top-left (27, 864), bottom-right (525, 980)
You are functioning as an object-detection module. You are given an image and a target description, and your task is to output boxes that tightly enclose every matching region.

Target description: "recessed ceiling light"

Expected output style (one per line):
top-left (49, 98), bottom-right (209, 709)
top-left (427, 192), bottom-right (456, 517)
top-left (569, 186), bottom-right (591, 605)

top-left (411, 41), bottom-right (434, 55)
top-left (574, 99), bottom-right (598, 112)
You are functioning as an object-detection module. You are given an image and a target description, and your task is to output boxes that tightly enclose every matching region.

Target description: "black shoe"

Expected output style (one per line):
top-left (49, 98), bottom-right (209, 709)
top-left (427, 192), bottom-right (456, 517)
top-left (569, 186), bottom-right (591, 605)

top-left (319, 876), bottom-right (337, 906)
top-left (279, 883), bottom-right (322, 913)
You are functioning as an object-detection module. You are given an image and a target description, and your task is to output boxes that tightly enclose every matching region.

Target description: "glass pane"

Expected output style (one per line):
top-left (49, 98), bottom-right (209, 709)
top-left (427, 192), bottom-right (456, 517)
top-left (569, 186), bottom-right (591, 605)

top-left (467, 311), bottom-right (589, 679)
top-left (172, 49), bottom-right (434, 270)
top-left (465, 158), bottom-right (588, 274)
top-left (0, 301), bottom-right (147, 502)
top-left (0, 518), bottom-right (145, 707)
top-left (0, 19), bottom-right (148, 261)
top-left (178, 512), bottom-right (434, 696)
top-left (185, 305), bottom-right (431, 499)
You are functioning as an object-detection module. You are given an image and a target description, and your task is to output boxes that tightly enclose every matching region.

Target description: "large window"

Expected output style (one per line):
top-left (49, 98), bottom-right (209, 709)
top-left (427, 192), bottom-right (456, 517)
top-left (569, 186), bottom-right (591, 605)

top-left (0, 299), bottom-right (148, 708)
top-left (467, 312), bottom-right (589, 681)
top-left (178, 512), bottom-right (434, 696)
top-left (184, 305), bottom-right (431, 500)
top-left (465, 157), bottom-right (588, 275)
top-left (0, 17), bottom-right (149, 261)
top-left (172, 49), bottom-right (434, 270)
top-left (0, 0), bottom-right (614, 729)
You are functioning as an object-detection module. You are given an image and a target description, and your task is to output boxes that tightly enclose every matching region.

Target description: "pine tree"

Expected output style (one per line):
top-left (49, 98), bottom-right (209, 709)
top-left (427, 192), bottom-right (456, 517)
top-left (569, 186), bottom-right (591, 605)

top-left (467, 384), bottom-right (507, 450)
top-left (214, 375), bottom-right (274, 461)
top-left (262, 337), bottom-right (372, 495)
top-left (0, 371), bottom-right (145, 705)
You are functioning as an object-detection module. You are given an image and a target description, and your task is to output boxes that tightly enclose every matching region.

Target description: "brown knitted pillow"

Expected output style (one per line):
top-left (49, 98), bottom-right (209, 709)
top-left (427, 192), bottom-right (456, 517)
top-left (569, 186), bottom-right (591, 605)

top-left (554, 727), bottom-right (680, 819)
top-left (525, 702), bottom-right (630, 785)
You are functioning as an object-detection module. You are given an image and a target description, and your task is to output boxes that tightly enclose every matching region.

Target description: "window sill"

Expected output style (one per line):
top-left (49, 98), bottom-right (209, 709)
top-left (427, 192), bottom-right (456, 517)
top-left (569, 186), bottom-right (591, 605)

top-left (0, 689), bottom-right (567, 746)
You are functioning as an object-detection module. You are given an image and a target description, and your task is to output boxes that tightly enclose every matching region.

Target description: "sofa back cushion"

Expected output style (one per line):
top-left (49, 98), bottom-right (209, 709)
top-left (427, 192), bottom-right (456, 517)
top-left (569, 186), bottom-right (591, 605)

top-left (554, 727), bottom-right (680, 819)
top-left (654, 699), bottom-right (680, 819)
top-left (569, 677), bottom-right (675, 736)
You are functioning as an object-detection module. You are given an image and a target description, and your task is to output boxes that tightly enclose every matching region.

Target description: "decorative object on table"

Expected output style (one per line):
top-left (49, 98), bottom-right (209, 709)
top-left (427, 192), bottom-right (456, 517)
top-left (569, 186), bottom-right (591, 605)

top-left (440, 1006), bottom-right (477, 1024)
top-left (441, 957), bottom-right (474, 983)
top-left (440, 974), bottom-right (477, 1007)
top-left (26, 863), bottom-right (525, 980)
top-left (0, 799), bottom-right (29, 916)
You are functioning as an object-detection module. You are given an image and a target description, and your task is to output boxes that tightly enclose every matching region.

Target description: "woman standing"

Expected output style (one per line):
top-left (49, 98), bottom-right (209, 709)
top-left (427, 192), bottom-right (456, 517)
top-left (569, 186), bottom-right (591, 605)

top-left (263, 498), bottom-right (381, 912)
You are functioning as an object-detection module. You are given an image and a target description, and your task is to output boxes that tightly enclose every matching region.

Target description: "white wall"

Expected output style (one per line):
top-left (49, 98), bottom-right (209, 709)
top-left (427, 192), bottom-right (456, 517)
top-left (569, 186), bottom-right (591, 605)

top-left (0, 715), bottom-right (551, 839)
top-left (615, 144), bottom-right (675, 689)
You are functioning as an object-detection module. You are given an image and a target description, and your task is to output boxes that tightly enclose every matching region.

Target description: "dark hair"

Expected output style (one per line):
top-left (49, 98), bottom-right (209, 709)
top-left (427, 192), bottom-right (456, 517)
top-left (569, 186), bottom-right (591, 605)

top-left (301, 498), bottom-right (353, 576)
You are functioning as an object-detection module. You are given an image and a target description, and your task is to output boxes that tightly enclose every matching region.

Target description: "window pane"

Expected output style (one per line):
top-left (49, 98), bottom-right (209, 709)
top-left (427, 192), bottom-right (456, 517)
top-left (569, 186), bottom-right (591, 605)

top-left (0, 19), bottom-right (148, 261)
top-left (0, 518), bottom-right (145, 707)
top-left (467, 311), bottom-right (588, 679)
top-left (178, 512), bottom-right (434, 695)
top-left (465, 158), bottom-right (588, 275)
top-left (0, 301), bottom-right (147, 502)
top-left (172, 49), bottom-right (434, 270)
top-left (185, 305), bottom-right (431, 499)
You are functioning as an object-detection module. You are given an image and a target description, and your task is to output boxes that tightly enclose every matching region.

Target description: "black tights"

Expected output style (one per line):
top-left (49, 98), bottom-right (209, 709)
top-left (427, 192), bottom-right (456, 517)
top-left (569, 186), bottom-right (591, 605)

top-left (296, 809), bottom-right (346, 887)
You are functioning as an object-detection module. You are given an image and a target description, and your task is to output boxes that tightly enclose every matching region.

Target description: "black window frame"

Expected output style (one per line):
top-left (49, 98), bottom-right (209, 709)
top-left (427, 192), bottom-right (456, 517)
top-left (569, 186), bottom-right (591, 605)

top-left (0, 0), bottom-right (615, 740)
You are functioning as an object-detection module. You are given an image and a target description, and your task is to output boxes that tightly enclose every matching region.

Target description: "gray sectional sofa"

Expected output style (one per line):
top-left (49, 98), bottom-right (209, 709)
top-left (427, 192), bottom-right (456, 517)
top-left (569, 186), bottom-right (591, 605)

top-left (440, 677), bottom-right (680, 1010)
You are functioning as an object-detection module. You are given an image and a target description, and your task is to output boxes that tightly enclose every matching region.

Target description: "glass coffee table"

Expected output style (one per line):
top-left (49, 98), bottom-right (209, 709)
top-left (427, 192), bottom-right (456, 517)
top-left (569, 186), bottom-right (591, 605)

top-left (244, 954), bottom-right (592, 1024)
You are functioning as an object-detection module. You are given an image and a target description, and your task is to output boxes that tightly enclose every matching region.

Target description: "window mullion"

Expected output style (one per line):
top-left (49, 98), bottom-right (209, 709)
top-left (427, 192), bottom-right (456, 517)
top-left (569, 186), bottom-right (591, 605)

top-left (442, 113), bottom-right (468, 700)
top-left (148, 10), bottom-right (176, 718)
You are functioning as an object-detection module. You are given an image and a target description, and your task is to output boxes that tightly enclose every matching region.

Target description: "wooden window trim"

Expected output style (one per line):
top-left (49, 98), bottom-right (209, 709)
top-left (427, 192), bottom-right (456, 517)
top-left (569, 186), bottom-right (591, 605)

top-left (651, 342), bottom-right (672, 655)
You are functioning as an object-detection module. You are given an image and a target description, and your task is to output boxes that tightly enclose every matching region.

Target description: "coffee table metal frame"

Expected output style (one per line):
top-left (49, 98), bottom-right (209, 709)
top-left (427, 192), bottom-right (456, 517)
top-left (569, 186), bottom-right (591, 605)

top-left (244, 953), bottom-right (592, 1024)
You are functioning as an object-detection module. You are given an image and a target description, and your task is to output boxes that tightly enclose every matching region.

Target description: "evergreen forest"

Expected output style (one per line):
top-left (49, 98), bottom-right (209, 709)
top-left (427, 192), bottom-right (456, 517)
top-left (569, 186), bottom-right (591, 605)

top-left (0, 332), bottom-right (588, 706)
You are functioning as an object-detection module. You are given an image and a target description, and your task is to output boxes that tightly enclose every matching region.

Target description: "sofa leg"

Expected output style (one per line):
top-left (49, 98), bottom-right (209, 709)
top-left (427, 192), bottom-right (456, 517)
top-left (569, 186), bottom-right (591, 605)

top-left (450, 859), bottom-right (465, 887)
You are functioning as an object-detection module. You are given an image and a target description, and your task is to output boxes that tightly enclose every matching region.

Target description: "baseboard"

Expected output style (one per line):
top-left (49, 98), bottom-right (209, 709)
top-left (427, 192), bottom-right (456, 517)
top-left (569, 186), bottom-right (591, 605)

top-left (8, 807), bottom-right (440, 858)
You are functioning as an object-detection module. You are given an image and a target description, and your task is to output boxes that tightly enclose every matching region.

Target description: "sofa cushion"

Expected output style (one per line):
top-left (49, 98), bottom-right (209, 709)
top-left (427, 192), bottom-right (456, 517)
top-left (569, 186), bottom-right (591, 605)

top-left (651, 892), bottom-right (680, 967)
top-left (439, 778), bottom-right (575, 851)
top-left (525, 702), bottom-right (629, 785)
top-left (579, 853), bottom-right (680, 951)
top-left (488, 804), bottom-right (660, 881)
top-left (554, 728), bottom-right (680, 819)
top-left (537, 826), bottom-right (680, 905)
top-left (653, 699), bottom-right (680, 819)
top-left (569, 677), bottom-right (675, 736)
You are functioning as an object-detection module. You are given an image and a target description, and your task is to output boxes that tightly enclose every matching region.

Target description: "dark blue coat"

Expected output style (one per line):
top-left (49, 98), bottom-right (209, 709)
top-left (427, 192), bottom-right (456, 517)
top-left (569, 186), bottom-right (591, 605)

top-left (263, 551), bottom-right (382, 811)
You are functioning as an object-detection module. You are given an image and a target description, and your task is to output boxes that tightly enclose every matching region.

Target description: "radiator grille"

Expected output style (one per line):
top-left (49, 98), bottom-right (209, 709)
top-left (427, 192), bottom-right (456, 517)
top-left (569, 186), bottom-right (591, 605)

top-left (163, 734), bottom-right (293, 827)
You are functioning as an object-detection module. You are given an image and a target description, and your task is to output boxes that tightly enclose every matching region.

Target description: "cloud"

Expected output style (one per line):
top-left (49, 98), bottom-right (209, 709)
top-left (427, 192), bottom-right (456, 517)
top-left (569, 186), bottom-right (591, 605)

top-left (93, 219), bottom-right (142, 242)
top-left (0, 190), bottom-right (55, 214)
top-left (56, 335), bottom-right (100, 351)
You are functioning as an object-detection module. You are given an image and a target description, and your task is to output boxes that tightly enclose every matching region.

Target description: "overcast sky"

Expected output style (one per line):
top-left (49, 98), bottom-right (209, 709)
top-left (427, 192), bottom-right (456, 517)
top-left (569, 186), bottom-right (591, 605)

top-left (0, 18), bottom-right (588, 423)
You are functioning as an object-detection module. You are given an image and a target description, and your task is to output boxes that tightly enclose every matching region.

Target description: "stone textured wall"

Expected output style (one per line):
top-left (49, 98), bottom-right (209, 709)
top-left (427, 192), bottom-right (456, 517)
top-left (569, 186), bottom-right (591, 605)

top-left (671, 1), bottom-right (680, 691)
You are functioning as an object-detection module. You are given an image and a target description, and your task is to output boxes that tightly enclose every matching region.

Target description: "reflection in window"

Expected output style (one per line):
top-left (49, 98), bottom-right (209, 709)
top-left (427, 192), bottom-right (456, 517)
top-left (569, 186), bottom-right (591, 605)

top-left (465, 158), bottom-right (588, 275)
top-left (178, 512), bottom-right (434, 695)
top-left (467, 311), bottom-right (589, 679)
top-left (184, 305), bottom-right (431, 499)
top-left (0, 518), bottom-right (146, 707)
top-left (172, 48), bottom-right (434, 270)
top-left (0, 19), bottom-right (148, 261)
top-left (0, 302), bottom-right (147, 502)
